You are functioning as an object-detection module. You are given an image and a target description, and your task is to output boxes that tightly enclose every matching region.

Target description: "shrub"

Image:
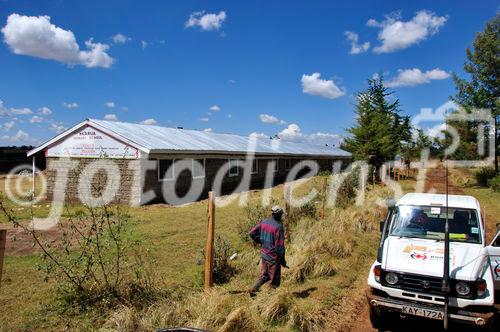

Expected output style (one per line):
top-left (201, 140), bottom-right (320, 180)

top-left (335, 167), bottom-right (360, 208)
top-left (0, 194), bottom-right (160, 311)
top-left (488, 175), bottom-right (500, 192)
top-left (287, 200), bottom-right (317, 226)
top-left (475, 167), bottom-right (497, 187)
top-left (199, 235), bottom-right (236, 284)
top-left (238, 199), bottom-right (279, 242)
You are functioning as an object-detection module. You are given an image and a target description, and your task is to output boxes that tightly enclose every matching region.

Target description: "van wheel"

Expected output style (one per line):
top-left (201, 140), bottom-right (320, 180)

top-left (369, 307), bottom-right (391, 330)
top-left (483, 315), bottom-right (498, 332)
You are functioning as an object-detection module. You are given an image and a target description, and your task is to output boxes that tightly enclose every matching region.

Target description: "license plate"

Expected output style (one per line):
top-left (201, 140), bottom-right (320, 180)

top-left (401, 305), bottom-right (444, 320)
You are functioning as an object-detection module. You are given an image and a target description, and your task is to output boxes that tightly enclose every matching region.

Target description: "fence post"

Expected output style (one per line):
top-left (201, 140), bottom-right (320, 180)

top-left (320, 177), bottom-right (327, 220)
top-left (284, 185), bottom-right (291, 242)
top-left (372, 168), bottom-right (376, 189)
top-left (204, 191), bottom-right (215, 290)
top-left (0, 228), bottom-right (7, 288)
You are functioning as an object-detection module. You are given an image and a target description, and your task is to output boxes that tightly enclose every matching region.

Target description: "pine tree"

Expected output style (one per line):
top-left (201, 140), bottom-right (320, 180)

top-left (451, 14), bottom-right (499, 172)
top-left (342, 77), bottom-right (410, 175)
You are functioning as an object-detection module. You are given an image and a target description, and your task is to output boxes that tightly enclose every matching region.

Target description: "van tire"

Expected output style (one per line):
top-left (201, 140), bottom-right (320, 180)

top-left (484, 315), bottom-right (497, 332)
top-left (369, 307), bottom-right (391, 330)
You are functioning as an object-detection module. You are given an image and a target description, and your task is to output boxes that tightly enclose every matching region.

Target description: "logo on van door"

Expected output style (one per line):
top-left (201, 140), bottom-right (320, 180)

top-left (410, 252), bottom-right (428, 261)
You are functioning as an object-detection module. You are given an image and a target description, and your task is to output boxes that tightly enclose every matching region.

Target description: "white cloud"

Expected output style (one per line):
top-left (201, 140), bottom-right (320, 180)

top-left (63, 102), bottom-right (79, 109)
top-left (49, 122), bottom-right (66, 133)
top-left (29, 115), bottom-right (43, 123)
top-left (199, 117), bottom-right (210, 122)
top-left (0, 129), bottom-right (33, 144)
top-left (140, 118), bottom-right (157, 125)
top-left (427, 122), bottom-right (446, 138)
top-left (185, 11), bottom-right (226, 31)
top-left (38, 106), bottom-right (52, 115)
top-left (279, 123), bottom-right (302, 139)
top-left (344, 31), bottom-right (370, 54)
top-left (112, 33), bottom-right (130, 44)
top-left (368, 10), bottom-right (447, 53)
top-left (10, 107), bottom-right (32, 115)
top-left (385, 68), bottom-right (450, 87)
top-left (105, 101), bottom-right (115, 108)
top-left (209, 105), bottom-right (221, 112)
top-left (259, 114), bottom-right (286, 125)
top-left (2, 121), bottom-right (14, 131)
top-left (121, 106), bottom-right (129, 112)
top-left (203, 128), bottom-right (213, 133)
top-left (104, 114), bottom-right (118, 121)
top-left (249, 132), bottom-right (268, 139)
top-left (141, 40), bottom-right (148, 49)
top-left (301, 72), bottom-right (345, 99)
top-left (275, 124), bottom-right (342, 146)
top-left (2, 14), bottom-right (114, 68)
top-left (227, 114), bottom-right (233, 119)
top-left (12, 130), bottom-right (29, 142)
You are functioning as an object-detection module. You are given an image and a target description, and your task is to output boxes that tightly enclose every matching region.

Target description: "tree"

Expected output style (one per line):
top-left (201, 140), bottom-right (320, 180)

top-left (452, 14), bottom-right (500, 172)
top-left (342, 76), bottom-right (410, 176)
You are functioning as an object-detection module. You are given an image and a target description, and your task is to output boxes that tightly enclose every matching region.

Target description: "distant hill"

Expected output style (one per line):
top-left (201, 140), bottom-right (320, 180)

top-left (0, 146), bottom-right (44, 173)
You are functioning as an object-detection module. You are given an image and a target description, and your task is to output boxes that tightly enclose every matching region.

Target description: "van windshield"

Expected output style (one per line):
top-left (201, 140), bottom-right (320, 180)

top-left (389, 205), bottom-right (482, 244)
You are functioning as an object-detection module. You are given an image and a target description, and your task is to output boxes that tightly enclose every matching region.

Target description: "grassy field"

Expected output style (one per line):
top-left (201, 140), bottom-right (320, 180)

top-left (1, 168), bottom-right (499, 331)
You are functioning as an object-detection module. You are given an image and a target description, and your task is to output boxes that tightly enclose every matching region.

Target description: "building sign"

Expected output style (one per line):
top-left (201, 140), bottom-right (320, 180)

top-left (47, 125), bottom-right (139, 159)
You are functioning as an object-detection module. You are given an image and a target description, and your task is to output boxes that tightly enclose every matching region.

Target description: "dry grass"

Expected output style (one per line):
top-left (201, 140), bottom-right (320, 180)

top-left (1, 174), bottom-right (389, 331)
top-left (98, 181), bottom-right (389, 332)
top-left (218, 306), bottom-right (256, 332)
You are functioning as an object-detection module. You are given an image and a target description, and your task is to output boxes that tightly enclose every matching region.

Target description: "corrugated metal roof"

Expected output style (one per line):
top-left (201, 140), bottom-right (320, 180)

top-left (28, 119), bottom-right (351, 158)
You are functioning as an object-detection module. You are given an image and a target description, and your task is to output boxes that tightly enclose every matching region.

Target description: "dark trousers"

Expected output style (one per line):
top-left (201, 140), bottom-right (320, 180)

top-left (251, 258), bottom-right (281, 292)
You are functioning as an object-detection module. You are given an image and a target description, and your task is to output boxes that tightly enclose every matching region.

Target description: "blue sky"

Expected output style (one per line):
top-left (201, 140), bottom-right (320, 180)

top-left (0, 0), bottom-right (497, 146)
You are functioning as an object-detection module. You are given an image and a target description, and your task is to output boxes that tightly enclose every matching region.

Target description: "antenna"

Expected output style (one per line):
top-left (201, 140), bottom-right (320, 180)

top-left (442, 114), bottom-right (451, 330)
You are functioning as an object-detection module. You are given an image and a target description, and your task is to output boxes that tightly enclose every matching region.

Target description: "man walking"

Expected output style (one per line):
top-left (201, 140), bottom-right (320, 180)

top-left (248, 205), bottom-right (287, 296)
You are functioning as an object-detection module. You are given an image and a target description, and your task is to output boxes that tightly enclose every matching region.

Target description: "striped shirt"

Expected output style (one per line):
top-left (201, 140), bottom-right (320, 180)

top-left (249, 217), bottom-right (286, 264)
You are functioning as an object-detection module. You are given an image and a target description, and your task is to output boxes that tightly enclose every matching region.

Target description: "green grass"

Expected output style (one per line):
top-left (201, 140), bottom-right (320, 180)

top-left (3, 169), bottom-right (497, 331)
top-left (0, 176), bottom-right (331, 331)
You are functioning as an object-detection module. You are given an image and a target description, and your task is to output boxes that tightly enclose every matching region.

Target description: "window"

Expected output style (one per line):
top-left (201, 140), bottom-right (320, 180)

top-left (192, 159), bottom-right (205, 178)
top-left (389, 205), bottom-right (481, 244)
top-left (251, 159), bottom-right (258, 174)
top-left (229, 159), bottom-right (239, 176)
top-left (158, 159), bottom-right (174, 180)
top-left (272, 159), bottom-right (278, 173)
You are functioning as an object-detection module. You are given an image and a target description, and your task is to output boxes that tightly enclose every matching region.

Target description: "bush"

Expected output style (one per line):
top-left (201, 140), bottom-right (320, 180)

top-left (335, 167), bottom-right (360, 209)
top-left (238, 199), bottom-right (279, 242)
top-left (287, 200), bottom-right (317, 226)
top-left (0, 195), bottom-right (160, 311)
top-left (488, 175), bottom-right (500, 192)
top-left (199, 235), bottom-right (236, 284)
top-left (475, 167), bottom-right (497, 186)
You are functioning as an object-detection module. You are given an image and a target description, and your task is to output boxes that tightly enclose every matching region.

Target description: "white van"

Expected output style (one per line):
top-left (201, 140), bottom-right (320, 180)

top-left (367, 193), bottom-right (499, 330)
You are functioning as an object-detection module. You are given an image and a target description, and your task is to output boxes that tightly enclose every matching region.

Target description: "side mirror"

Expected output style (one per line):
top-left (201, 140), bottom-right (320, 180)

top-left (380, 221), bottom-right (385, 232)
top-left (386, 198), bottom-right (396, 208)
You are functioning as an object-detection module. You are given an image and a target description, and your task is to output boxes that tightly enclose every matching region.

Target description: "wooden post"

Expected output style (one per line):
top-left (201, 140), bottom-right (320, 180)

top-left (320, 177), bottom-right (327, 220)
top-left (32, 156), bottom-right (35, 196)
top-left (0, 228), bottom-right (7, 288)
top-left (284, 186), bottom-right (291, 243)
top-left (204, 191), bottom-right (215, 290)
top-left (372, 168), bottom-right (376, 189)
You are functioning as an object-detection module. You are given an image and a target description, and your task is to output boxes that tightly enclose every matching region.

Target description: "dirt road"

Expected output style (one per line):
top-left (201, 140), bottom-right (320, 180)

top-left (348, 166), bottom-right (493, 332)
